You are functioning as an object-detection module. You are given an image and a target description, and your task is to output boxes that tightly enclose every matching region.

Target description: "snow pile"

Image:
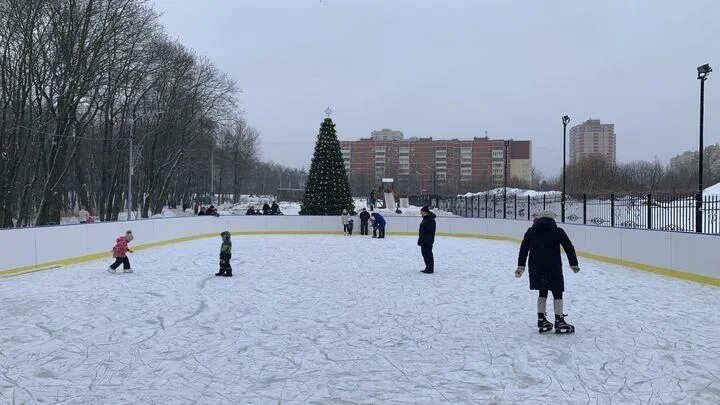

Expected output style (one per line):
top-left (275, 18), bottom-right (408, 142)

top-left (704, 182), bottom-right (720, 197)
top-left (460, 188), bottom-right (560, 198)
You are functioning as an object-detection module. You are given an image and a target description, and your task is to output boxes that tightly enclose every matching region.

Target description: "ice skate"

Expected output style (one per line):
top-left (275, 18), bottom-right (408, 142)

top-left (554, 314), bottom-right (575, 334)
top-left (215, 270), bottom-right (225, 276)
top-left (222, 270), bottom-right (233, 277)
top-left (537, 313), bottom-right (553, 333)
top-left (106, 267), bottom-right (116, 274)
top-left (123, 268), bottom-right (133, 273)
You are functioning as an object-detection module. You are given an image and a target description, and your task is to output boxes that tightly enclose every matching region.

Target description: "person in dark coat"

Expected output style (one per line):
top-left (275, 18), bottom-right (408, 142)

top-left (246, 206), bottom-right (256, 215)
top-left (262, 203), bottom-right (271, 215)
top-left (418, 206), bottom-right (436, 274)
top-left (371, 212), bottom-right (386, 238)
top-left (359, 208), bottom-right (370, 235)
top-left (271, 201), bottom-right (280, 215)
top-left (198, 207), bottom-right (207, 216)
top-left (516, 211), bottom-right (580, 334)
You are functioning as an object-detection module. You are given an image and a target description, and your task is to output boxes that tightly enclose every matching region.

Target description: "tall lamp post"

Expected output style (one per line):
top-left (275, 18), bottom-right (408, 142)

top-left (561, 115), bottom-right (570, 223)
top-left (503, 140), bottom-right (511, 219)
top-left (697, 63), bottom-right (712, 233)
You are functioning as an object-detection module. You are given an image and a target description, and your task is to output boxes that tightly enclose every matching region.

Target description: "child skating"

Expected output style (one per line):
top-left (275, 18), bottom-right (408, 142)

top-left (108, 230), bottom-right (134, 273)
top-left (215, 231), bottom-right (232, 277)
top-left (516, 211), bottom-right (580, 334)
top-left (346, 219), bottom-right (354, 236)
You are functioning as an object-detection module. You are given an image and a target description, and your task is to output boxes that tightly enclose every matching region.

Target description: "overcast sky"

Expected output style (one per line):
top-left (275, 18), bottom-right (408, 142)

top-left (152, 0), bottom-right (719, 176)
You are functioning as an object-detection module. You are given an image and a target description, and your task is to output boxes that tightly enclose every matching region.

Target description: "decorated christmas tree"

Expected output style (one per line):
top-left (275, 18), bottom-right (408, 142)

top-left (300, 113), bottom-right (355, 215)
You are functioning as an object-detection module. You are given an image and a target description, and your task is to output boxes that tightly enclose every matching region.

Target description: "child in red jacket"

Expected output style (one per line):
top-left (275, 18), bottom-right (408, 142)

top-left (108, 231), bottom-right (134, 273)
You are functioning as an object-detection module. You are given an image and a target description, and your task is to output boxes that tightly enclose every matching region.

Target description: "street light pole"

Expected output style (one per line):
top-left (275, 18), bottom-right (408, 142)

top-left (503, 140), bottom-right (510, 219)
top-left (697, 63), bottom-right (712, 233)
top-left (562, 115), bottom-right (570, 223)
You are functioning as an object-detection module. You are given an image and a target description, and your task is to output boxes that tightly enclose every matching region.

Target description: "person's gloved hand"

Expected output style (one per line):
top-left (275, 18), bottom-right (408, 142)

top-left (515, 266), bottom-right (526, 278)
top-left (571, 266), bottom-right (580, 274)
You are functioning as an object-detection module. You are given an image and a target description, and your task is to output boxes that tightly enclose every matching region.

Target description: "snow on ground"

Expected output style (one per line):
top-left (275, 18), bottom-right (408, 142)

top-left (460, 188), bottom-right (561, 198)
top-left (704, 182), bottom-right (720, 197)
top-left (1, 235), bottom-right (719, 403)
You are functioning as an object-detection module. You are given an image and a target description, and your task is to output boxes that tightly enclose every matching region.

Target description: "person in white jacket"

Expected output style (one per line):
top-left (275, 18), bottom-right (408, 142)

top-left (341, 209), bottom-right (351, 234)
top-left (78, 206), bottom-right (90, 224)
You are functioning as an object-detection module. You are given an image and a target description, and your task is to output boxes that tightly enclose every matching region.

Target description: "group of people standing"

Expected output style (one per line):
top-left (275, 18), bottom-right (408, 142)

top-left (246, 202), bottom-right (281, 216)
top-left (342, 208), bottom-right (386, 238)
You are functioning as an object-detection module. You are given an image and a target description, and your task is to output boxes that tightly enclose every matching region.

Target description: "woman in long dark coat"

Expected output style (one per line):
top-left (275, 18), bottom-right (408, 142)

top-left (516, 211), bottom-right (580, 334)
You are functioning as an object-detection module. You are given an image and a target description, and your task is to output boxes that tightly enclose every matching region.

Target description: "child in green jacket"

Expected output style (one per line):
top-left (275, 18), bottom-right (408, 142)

top-left (215, 231), bottom-right (232, 277)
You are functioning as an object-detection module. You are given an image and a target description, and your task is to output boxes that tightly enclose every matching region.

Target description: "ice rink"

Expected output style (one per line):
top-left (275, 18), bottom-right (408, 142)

top-left (1, 234), bottom-right (719, 404)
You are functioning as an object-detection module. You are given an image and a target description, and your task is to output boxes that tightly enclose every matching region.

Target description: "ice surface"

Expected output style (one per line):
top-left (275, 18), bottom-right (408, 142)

top-left (1, 235), bottom-right (719, 403)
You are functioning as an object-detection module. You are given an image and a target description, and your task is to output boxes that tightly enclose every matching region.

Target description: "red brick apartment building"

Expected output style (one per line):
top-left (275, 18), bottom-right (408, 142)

top-left (340, 129), bottom-right (532, 196)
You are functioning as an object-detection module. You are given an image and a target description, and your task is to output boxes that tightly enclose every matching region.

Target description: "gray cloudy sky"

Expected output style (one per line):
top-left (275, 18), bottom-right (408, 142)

top-left (152, 0), bottom-right (719, 176)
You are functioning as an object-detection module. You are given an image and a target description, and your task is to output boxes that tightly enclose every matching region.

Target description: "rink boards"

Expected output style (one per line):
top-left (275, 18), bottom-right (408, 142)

top-left (0, 215), bottom-right (718, 285)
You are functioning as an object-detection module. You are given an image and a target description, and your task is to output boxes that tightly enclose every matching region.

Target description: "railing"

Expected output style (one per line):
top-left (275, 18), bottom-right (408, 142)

top-left (436, 193), bottom-right (720, 234)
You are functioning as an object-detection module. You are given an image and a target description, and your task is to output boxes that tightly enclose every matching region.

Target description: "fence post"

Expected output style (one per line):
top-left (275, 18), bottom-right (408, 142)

top-left (485, 194), bottom-right (488, 218)
top-left (610, 193), bottom-right (615, 227)
top-left (543, 194), bottom-right (546, 210)
top-left (647, 194), bottom-right (652, 229)
top-left (493, 194), bottom-right (497, 218)
top-left (514, 194), bottom-right (517, 219)
top-left (465, 196), bottom-right (468, 217)
top-left (527, 195), bottom-right (531, 220)
top-left (583, 193), bottom-right (587, 225)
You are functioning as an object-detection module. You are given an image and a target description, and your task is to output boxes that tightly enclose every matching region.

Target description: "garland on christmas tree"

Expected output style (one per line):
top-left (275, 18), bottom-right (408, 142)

top-left (300, 118), bottom-right (355, 215)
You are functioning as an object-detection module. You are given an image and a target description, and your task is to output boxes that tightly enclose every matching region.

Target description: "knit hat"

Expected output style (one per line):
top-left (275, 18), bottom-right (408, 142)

top-left (533, 210), bottom-right (557, 219)
top-left (420, 206), bottom-right (431, 213)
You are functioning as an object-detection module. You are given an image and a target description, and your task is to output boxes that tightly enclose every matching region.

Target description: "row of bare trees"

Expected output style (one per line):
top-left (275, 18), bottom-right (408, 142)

top-left (0, 0), bottom-right (300, 228)
top-left (533, 153), bottom-right (720, 196)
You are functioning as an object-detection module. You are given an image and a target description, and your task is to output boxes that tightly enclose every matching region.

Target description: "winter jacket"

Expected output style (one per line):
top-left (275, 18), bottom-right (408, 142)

top-left (78, 209), bottom-right (90, 223)
top-left (341, 213), bottom-right (350, 225)
top-left (220, 232), bottom-right (232, 262)
top-left (271, 203), bottom-right (280, 214)
top-left (262, 204), bottom-right (271, 215)
top-left (359, 211), bottom-right (370, 223)
top-left (418, 212), bottom-right (437, 246)
top-left (371, 213), bottom-right (386, 226)
top-left (112, 236), bottom-right (131, 258)
top-left (518, 218), bottom-right (578, 292)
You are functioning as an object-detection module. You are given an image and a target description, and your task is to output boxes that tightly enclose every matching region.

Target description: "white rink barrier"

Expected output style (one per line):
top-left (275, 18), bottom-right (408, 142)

top-left (0, 215), bottom-right (718, 286)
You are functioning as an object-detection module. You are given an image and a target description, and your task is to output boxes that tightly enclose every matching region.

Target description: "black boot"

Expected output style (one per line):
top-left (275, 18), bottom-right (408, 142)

top-left (537, 313), bottom-right (553, 333)
top-left (215, 270), bottom-right (225, 276)
top-left (554, 314), bottom-right (575, 334)
top-left (222, 269), bottom-right (233, 277)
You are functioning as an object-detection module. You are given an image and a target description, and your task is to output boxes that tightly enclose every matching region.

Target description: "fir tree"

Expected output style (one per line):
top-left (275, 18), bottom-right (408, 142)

top-left (300, 117), bottom-right (355, 215)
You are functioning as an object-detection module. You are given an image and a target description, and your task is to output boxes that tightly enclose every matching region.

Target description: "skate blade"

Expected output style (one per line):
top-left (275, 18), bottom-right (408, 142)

top-left (555, 329), bottom-right (575, 334)
top-left (539, 327), bottom-right (553, 333)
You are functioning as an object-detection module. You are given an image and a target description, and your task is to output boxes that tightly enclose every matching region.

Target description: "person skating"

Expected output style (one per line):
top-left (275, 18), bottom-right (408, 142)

top-left (215, 231), bottom-right (233, 277)
top-left (346, 219), bottom-right (354, 236)
top-left (371, 212), bottom-right (386, 238)
top-left (108, 231), bottom-right (134, 273)
top-left (359, 208), bottom-right (370, 235)
top-left (341, 209), bottom-right (351, 235)
top-left (516, 211), bottom-right (580, 334)
top-left (418, 206), bottom-right (436, 274)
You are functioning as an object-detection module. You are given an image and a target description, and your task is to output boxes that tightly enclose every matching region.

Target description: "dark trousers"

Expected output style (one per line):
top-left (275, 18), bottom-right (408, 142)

top-left (110, 257), bottom-right (131, 270)
top-left (373, 224), bottom-right (385, 238)
top-left (360, 221), bottom-right (369, 235)
top-left (219, 258), bottom-right (232, 275)
top-left (343, 224), bottom-right (349, 233)
top-left (421, 244), bottom-right (434, 272)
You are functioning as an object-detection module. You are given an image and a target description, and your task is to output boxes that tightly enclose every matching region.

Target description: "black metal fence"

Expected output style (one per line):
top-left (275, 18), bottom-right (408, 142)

top-left (436, 193), bottom-right (720, 234)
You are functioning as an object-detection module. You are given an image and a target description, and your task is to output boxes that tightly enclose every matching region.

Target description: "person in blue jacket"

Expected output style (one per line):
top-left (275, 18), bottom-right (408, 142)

top-left (371, 212), bottom-right (386, 238)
